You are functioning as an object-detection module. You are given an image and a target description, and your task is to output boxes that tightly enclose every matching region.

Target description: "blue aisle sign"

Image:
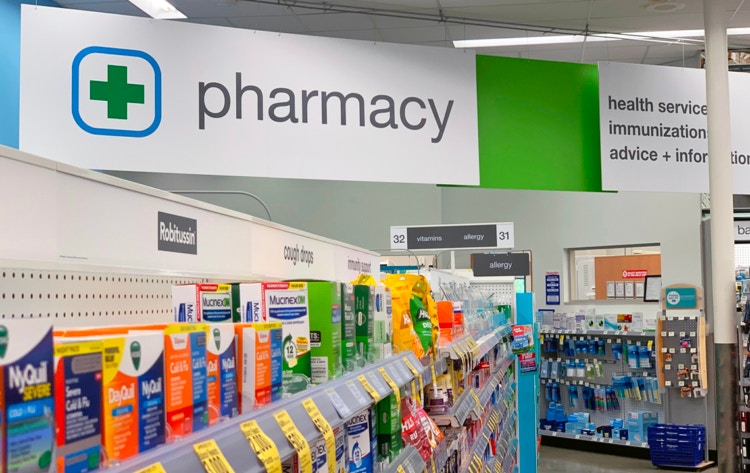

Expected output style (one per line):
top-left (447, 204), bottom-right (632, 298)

top-left (546, 273), bottom-right (560, 305)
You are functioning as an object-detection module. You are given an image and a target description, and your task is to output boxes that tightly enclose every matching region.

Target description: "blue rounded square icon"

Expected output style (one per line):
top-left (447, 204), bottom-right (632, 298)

top-left (72, 46), bottom-right (161, 138)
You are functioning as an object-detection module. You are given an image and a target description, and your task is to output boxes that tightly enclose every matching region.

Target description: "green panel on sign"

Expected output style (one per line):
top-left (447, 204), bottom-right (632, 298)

top-left (475, 56), bottom-right (602, 192)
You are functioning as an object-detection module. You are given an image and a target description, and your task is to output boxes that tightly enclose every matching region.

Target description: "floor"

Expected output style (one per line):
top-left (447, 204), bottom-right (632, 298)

top-left (539, 446), bottom-right (720, 473)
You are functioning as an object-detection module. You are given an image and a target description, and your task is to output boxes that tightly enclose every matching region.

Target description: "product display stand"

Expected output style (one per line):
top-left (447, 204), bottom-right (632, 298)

top-left (516, 293), bottom-right (538, 473)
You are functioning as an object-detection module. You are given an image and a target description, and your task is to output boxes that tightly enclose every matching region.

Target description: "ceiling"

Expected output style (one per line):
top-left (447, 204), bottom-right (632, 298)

top-left (49, 0), bottom-right (750, 66)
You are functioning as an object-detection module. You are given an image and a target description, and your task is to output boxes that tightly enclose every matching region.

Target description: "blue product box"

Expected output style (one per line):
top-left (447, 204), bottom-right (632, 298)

top-left (564, 422), bottom-right (584, 434)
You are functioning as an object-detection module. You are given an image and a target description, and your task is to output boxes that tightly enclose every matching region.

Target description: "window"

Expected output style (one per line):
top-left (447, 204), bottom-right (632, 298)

top-left (568, 244), bottom-right (661, 301)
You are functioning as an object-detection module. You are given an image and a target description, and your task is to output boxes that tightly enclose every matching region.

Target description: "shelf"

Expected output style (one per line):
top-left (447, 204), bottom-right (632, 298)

top-left (540, 329), bottom-right (656, 337)
top-left (539, 430), bottom-right (649, 448)
top-left (107, 352), bottom-right (427, 473)
top-left (439, 324), bottom-right (511, 370)
top-left (432, 353), bottom-right (514, 427)
top-left (384, 445), bottom-right (425, 473)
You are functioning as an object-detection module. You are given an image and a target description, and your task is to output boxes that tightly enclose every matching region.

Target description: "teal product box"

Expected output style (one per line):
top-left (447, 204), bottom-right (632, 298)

top-left (376, 395), bottom-right (401, 435)
top-left (309, 282), bottom-right (343, 384)
top-left (354, 285), bottom-right (375, 365)
top-left (341, 284), bottom-right (357, 372)
top-left (2, 320), bottom-right (55, 473)
top-left (346, 409), bottom-right (373, 473)
top-left (377, 433), bottom-right (402, 463)
top-left (625, 411), bottom-right (658, 442)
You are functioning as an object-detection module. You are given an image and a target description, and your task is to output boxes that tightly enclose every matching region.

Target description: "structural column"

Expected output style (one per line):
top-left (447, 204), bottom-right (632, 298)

top-left (704, 1), bottom-right (738, 472)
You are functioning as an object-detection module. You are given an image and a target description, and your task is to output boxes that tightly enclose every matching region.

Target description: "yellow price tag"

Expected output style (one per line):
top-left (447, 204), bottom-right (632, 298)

top-left (411, 379), bottom-right (421, 404)
top-left (430, 456), bottom-right (437, 473)
top-left (378, 367), bottom-right (401, 405)
top-left (240, 420), bottom-right (282, 473)
top-left (470, 391), bottom-right (483, 414)
top-left (494, 460), bottom-right (503, 473)
top-left (134, 463), bottom-right (167, 473)
top-left (302, 398), bottom-right (336, 473)
top-left (397, 466), bottom-right (407, 473)
top-left (274, 410), bottom-right (313, 473)
top-left (358, 374), bottom-right (381, 402)
top-left (429, 353), bottom-right (438, 385)
top-left (647, 340), bottom-right (654, 351)
top-left (402, 357), bottom-right (424, 393)
top-left (193, 439), bottom-right (235, 473)
top-left (482, 433), bottom-right (490, 445)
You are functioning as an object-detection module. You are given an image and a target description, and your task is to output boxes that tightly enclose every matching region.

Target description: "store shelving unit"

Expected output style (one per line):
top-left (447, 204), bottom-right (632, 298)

top-left (0, 146), bottom-right (529, 473)
top-left (538, 327), bottom-right (663, 449)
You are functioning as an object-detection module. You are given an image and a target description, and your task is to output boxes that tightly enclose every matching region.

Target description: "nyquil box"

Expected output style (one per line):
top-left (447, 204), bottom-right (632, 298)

top-left (172, 284), bottom-right (234, 323)
top-left (0, 320), bottom-right (55, 473)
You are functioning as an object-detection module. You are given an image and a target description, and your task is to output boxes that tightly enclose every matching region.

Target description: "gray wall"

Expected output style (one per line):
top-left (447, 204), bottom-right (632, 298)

top-left (105, 171), bottom-right (442, 252)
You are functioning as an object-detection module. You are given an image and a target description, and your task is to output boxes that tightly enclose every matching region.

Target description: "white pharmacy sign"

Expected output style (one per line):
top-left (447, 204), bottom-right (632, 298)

top-left (599, 62), bottom-right (750, 193)
top-left (19, 6), bottom-right (479, 185)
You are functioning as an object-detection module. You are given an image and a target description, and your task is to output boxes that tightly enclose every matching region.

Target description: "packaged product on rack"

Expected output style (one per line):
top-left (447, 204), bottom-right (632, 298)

top-left (373, 285), bottom-right (393, 361)
top-left (346, 409), bottom-right (373, 473)
top-left (409, 278), bottom-right (435, 354)
top-left (309, 281), bottom-right (343, 384)
top-left (163, 324), bottom-right (209, 440)
top-left (235, 322), bottom-right (282, 411)
top-left (54, 338), bottom-right (103, 473)
top-left (172, 283), bottom-right (234, 323)
top-left (383, 274), bottom-right (425, 358)
top-left (353, 284), bottom-right (375, 365)
top-left (206, 325), bottom-right (238, 424)
top-left (100, 331), bottom-right (165, 464)
top-left (341, 284), bottom-right (358, 372)
top-left (1, 320), bottom-right (56, 473)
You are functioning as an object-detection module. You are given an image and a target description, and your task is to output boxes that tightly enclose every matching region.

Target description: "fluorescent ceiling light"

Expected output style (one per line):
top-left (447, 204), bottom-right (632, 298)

top-left (454, 27), bottom-right (750, 48)
top-left (128, 0), bottom-right (186, 19)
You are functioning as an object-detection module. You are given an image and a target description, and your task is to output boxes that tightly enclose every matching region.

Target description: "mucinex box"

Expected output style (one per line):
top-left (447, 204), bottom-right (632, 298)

top-left (54, 339), bottom-right (103, 473)
top-left (346, 409), bottom-right (372, 473)
top-left (0, 320), bottom-right (55, 473)
top-left (101, 331), bottom-right (165, 465)
top-left (172, 284), bottom-right (234, 323)
top-left (164, 324), bottom-right (208, 441)
top-left (334, 425), bottom-right (346, 473)
top-left (241, 282), bottom-right (311, 392)
top-left (373, 286), bottom-right (392, 345)
top-left (206, 325), bottom-right (238, 425)
top-left (309, 281), bottom-right (342, 384)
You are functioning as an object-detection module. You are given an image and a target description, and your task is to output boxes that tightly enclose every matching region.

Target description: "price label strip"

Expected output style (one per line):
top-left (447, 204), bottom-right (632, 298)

top-left (470, 391), bottom-right (483, 416)
top-left (240, 420), bottom-right (282, 473)
top-left (358, 374), bottom-right (381, 402)
top-left (134, 463), bottom-right (167, 473)
top-left (193, 439), bottom-right (236, 473)
top-left (378, 367), bottom-right (401, 405)
top-left (302, 398), bottom-right (336, 473)
top-left (274, 410), bottom-right (313, 473)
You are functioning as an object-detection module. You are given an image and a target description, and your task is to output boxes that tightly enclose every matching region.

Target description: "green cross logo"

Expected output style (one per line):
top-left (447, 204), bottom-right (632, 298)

top-left (90, 65), bottom-right (145, 120)
top-left (72, 46), bottom-right (162, 137)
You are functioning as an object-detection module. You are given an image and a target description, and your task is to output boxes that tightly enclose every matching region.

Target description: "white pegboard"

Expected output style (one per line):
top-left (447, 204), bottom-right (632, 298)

top-left (470, 282), bottom-right (516, 306)
top-left (0, 267), bottom-right (203, 326)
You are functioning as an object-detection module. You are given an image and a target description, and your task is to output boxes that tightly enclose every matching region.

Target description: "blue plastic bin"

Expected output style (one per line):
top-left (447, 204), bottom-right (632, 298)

top-left (648, 424), bottom-right (706, 467)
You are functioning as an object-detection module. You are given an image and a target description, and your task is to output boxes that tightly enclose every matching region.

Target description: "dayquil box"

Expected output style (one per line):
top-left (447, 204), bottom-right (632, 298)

top-left (164, 324), bottom-right (209, 441)
top-left (341, 284), bottom-right (357, 371)
top-left (0, 320), bottom-right (55, 473)
top-left (54, 339), bottom-right (103, 473)
top-left (235, 323), bottom-right (282, 412)
top-left (309, 281), bottom-right (342, 384)
top-left (354, 285), bottom-right (375, 365)
top-left (206, 325), bottom-right (238, 425)
top-left (172, 284), bottom-right (234, 323)
top-left (241, 282), bottom-right (311, 392)
top-left (101, 332), bottom-right (165, 465)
